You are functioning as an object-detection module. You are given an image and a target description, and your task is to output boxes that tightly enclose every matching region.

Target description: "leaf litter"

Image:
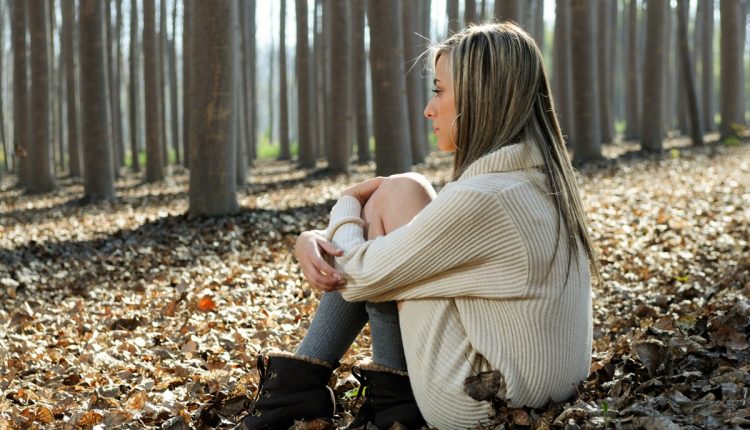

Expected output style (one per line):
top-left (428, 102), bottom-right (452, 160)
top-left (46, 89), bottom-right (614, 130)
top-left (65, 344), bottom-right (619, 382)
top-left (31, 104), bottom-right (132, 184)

top-left (0, 138), bottom-right (748, 429)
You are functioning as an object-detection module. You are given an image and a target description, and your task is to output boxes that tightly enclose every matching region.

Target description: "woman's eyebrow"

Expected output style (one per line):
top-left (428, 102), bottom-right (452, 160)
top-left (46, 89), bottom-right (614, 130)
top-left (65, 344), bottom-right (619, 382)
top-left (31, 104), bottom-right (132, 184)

top-left (433, 78), bottom-right (441, 85)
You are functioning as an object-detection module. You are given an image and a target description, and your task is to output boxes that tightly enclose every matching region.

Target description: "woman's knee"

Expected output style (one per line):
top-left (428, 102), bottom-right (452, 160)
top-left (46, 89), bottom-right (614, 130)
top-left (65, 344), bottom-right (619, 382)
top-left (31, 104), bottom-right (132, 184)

top-left (364, 173), bottom-right (436, 233)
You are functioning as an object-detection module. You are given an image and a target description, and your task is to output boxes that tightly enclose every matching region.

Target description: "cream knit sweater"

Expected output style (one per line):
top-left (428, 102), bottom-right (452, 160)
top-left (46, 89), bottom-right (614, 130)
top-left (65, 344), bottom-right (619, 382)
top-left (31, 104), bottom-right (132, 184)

top-left (323, 143), bottom-right (592, 429)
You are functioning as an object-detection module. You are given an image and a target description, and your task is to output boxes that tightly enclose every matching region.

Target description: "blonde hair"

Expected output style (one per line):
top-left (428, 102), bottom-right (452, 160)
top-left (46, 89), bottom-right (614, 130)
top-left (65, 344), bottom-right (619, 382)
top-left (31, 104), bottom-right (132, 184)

top-left (431, 22), bottom-right (601, 283)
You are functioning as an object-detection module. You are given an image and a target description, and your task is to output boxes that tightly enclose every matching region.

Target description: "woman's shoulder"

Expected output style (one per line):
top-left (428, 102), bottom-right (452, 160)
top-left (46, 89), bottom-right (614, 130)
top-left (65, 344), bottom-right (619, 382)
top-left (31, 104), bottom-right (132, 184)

top-left (446, 168), bottom-right (548, 199)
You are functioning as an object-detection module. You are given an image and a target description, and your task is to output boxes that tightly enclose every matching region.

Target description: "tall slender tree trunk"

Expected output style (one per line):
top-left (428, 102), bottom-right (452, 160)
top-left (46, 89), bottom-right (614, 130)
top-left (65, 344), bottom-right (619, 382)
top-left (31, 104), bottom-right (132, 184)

top-left (182, 0), bottom-right (192, 168)
top-left (80, 0), bottom-right (115, 201)
top-left (533, 0), bottom-right (544, 52)
top-left (63, 0), bottom-right (82, 177)
top-left (235, 12), bottom-right (246, 186)
top-left (28, 0), bottom-right (55, 193)
top-left (624, 0), bottom-right (640, 140)
top-left (188, 0), bottom-right (238, 216)
top-left (447, 0), bottom-right (459, 34)
top-left (296, 0), bottom-right (315, 167)
top-left (246, 0), bottom-right (257, 164)
top-left (129, 0), bottom-right (140, 172)
top-left (641, 0), bottom-right (668, 153)
top-left (403, 0), bottom-right (426, 164)
top-left (169, 0), bottom-right (179, 165)
top-left (269, 16), bottom-right (275, 150)
top-left (352, 0), bottom-right (369, 163)
top-left (702, 0), bottom-right (714, 131)
top-left (314, 0), bottom-right (325, 160)
top-left (662, 3), bottom-right (673, 132)
top-left (12, 0), bottom-right (30, 187)
top-left (494, 0), bottom-right (522, 25)
top-left (676, 0), bottom-right (703, 145)
top-left (114, 0), bottom-right (124, 172)
top-left (368, 0), bottom-right (412, 175)
top-left (104, 1), bottom-right (119, 175)
top-left (419, 0), bottom-right (432, 154)
top-left (597, 0), bottom-right (613, 143)
top-left (720, 0), bottom-right (745, 139)
top-left (553, 0), bottom-right (573, 145)
top-left (159, 0), bottom-right (168, 165)
top-left (570, 0), bottom-right (602, 164)
top-left (144, 0), bottom-right (164, 181)
top-left (0, 1), bottom-right (6, 177)
top-left (465, 0), bottom-right (478, 25)
top-left (327, 0), bottom-right (350, 172)
top-left (278, 0), bottom-right (291, 160)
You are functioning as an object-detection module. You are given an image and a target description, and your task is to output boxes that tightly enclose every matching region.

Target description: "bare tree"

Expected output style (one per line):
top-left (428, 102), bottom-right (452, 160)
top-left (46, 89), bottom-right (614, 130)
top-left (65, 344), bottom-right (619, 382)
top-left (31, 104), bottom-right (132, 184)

top-left (129, 0), bottom-right (140, 172)
top-left (494, 0), bottom-right (523, 25)
top-left (641, 0), bottom-right (668, 153)
top-left (63, 0), bottom-right (82, 177)
top-left (352, 0), bottom-right (369, 163)
top-left (28, 0), bottom-right (55, 192)
top-left (327, 0), bottom-right (350, 172)
top-left (246, 0), bottom-right (257, 164)
top-left (701, 0), bottom-right (714, 131)
top-left (624, 0), bottom-right (640, 140)
top-left (465, 0), bottom-right (478, 25)
top-left (0, 0), bottom-right (7, 177)
top-left (447, 0), bottom-right (459, 33)
top-left (553, 0), bottom-right (573, 145)
top-left (676, 0), bottom-right (703, 145)
top-left (570, 0), bottom-right (602, 164)
top-left (188, 0), bottom-right (238, 216)
top-left (168, 0), bottom-right (179, 165)
top-left (278, 0), bottom-right (291, 160)
top-left (597, 0), bottom-right (613, 143)
top-left (403, 0), bottom-right (426, 164)
top-left (11, 0), bottom-right (30, 187)
top-left (720, 0), bottom-right (745, 139)
top-left (79, 0), bottom-right (115, 201)
top-left (159, 0), bottom-right (168, 165)
top-left (182, 0), bottom-right (191, 168)
top-left (144, 0), bottom-right (164, 181)
top-left (368, 0), bottom-right (412, 175)
top-left (296, 0), bottom-right (315, 167)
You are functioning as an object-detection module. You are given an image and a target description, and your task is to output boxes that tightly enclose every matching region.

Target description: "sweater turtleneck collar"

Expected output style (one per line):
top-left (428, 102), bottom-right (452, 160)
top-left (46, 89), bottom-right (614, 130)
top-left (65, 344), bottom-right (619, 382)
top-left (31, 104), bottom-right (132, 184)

top-left (458, 142), bottom-right (545, 180)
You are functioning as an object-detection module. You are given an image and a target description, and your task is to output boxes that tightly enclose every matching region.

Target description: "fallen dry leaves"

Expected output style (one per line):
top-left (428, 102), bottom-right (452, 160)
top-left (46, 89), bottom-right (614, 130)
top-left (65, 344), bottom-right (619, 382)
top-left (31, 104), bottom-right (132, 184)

top-left (1, 137), bottom-right (748, 429)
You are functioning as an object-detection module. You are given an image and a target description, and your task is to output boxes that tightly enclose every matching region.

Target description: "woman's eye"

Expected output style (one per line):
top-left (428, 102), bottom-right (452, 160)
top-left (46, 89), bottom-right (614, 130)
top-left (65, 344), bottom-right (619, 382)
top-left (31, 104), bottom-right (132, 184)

top-left (431, 88), bottom-right (440, 94)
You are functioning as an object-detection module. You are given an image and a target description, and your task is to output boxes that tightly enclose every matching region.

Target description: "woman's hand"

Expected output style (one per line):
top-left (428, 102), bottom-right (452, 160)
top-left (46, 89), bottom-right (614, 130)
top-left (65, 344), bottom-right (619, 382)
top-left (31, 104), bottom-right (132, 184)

top-left (341, 177), bottom-right (386, 206)
top-left (295, 231), bottom-right (346, 292)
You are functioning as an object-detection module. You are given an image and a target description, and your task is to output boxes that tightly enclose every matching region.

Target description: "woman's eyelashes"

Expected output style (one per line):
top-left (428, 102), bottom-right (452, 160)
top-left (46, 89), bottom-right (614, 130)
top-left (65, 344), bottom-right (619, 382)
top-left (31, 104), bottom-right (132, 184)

top-left (431, 87), bottom-right (441, 95)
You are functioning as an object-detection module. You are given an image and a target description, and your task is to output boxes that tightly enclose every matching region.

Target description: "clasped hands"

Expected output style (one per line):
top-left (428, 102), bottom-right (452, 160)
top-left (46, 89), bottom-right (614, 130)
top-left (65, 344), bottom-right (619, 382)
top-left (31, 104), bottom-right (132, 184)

top-left (294, 177), bottom-right (384, 292)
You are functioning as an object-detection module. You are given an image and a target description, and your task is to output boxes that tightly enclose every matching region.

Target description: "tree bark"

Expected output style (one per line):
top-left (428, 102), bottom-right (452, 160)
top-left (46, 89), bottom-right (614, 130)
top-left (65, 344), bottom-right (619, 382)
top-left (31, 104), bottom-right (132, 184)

top-left (368, 0), bottom-right (412, 175)
top-left (553, 0), bottom-right (573, 145)
top-left (465, 0), bottom-right (478, 25)
top-left (720, 0), bottom-right (745, 139)
top-left (641, 0), bottom-right (668, 153)
top-left (676, 0), bottom-right (703, 145)
top-left (104, 0), bottom-right (120, 175)
top-left (188, 0), bottom-right (238, 216)
top-left (234, 12), bottom-right (246, 186)
top-left (79, 0), bottom-right (115, 201)
top-left (28, 0), bottom-right (55, 193)
top-left (11, 0), bottom-right (30, 187)
top-left (352, 0), bottom-right (370, 163)
top-left (182, 0), bottom-right (191, 168)
top-left (327, 0), bottom-right (350, 172)
top-left (624, 0), bottom-right (640, 140)
top-left (314, 0), bottom-right (325, 160)
top-left (534, 0), bottom-right (544, 52)
top-left (570, 0), bottom-right (602, 164)
top-left (278, 0), bottom-right (291, 160)
top-left (494, 0), bottom-right (523, 25)
top-left (403, 0), bottom-right (426, 164)
top-left (247, 0), bottom-right (257, 164)
top-left (114, 0), bottom-right (124, 171)
top-left (169, 0), bottom-right (180, 165)
top-left (296, 0), bottom-right (315, 167)
top-left (0, 0), bottom-right (6, 176)
top-left (702, 0), bottom-right (714, 131)
top-left (129, 0), bottom-right (140, 172)
top-left (159, 0), bottom-right (168, 165)
top-left (63, 0), bottom-right (82, 177)
top-left (597, 0), bottom-right (613, 143)
top-left (144, 0), bottom-right (164, 181)
top-left (447, 0), bottom-right (459, 33)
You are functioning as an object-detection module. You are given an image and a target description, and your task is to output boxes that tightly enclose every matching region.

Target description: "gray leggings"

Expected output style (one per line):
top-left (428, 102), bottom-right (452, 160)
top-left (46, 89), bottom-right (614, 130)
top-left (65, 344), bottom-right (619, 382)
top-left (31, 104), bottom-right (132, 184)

top-left (295, 290), bottom-right (407, 370)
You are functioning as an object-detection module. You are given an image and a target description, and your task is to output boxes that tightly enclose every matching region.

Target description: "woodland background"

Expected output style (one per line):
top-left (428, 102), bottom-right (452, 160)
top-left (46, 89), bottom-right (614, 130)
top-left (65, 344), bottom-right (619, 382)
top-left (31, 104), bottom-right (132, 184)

top-left (1, 0), bottom-right (749, 429)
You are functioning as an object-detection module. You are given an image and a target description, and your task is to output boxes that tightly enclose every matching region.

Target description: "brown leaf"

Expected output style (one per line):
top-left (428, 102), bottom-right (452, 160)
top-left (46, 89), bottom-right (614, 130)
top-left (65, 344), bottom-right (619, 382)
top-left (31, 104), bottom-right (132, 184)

top-left (77, 411), bottom-right (104, 427)
top-left (34, 407), bottom-right (54, 424)
top-left (125, 390), bottom-right (148, 411)
top-left (634, 339), bottom-right (669, 377)
top-left (464, 369), bottom-right (506, 402)
top-left (197, 295), bottom-right (217, 312)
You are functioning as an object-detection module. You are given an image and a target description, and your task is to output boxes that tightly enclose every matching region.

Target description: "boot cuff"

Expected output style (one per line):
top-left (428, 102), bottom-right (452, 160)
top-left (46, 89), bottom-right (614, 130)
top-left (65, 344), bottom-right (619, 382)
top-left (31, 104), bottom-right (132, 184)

top-left (359, 362), bottom-right (409, 377)
top-left (265, 351), bottom-right (339, 370)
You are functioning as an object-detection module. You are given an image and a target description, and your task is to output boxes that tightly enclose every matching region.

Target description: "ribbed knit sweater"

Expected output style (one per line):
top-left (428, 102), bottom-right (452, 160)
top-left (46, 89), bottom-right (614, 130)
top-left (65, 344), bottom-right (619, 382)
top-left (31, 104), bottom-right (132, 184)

top-left (323, 143), bottom-right (592, 429)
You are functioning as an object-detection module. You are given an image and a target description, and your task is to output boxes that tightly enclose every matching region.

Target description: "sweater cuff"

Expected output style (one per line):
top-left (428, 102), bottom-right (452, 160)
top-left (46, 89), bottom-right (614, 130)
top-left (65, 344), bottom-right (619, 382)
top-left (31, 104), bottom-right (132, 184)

top-left (323, 196), bottom-right (364, 243)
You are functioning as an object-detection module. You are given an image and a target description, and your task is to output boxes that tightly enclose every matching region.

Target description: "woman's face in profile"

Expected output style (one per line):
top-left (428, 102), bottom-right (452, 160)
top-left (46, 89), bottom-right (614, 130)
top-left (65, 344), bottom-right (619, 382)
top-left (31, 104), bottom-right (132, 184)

top-left (424, 55), bottom-right (458, 152)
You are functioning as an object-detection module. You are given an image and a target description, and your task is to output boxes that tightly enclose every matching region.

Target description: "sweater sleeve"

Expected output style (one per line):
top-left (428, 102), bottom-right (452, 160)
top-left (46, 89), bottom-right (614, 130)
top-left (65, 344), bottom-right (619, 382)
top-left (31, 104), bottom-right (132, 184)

top-left (322, 184), bottom-right (528, 302)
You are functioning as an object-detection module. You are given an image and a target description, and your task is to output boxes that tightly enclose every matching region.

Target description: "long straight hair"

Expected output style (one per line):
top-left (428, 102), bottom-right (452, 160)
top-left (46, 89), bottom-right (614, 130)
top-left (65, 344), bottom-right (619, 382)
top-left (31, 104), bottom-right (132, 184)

top-left (432, 22), bottom-right (601, 282)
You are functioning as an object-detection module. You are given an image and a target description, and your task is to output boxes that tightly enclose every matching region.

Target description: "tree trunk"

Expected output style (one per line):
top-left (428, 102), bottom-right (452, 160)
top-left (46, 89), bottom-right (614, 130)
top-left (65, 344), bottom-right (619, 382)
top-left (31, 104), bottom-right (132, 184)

top-left (80, 0), bottom-right (115, 201)
top-left (720, 0), bottom-right (745, 139)
top-left (114, 0), bottom-right (124, 172)
top-left (624, 0), bottom-right (640, 140)
top-left (0, 0), bottom-right (6, 177)
top-left (11, 0), bottom-right (30, 187)
top-left (368, 0), bottom-right (412, 175)
top-left (447, 0), bottom-right (459, 33)
top-left (28, 0), bottom-right (55, 193)
top-left (570, 0), bottom-right (602, 164)
top-left (662, 3), bottom-right (673, 132)
top-left (63, 0), bottom-right (82, 177)
top-left (352, 0), bottom-right (370, 163)
top-left (296, 0), bottom-right (315, 167)
top-left (419, 0), bottom-right (432, 154)
top-left (144, 0), bottom-right (164, 181)
top-left (188, 0), bottom-right (238, 216)
top-left (104, 1), bottom-right (119, 175)
top-left (702, 0), bottom-right (714, 131)
top-left (597, 0), bottom-right (613, 143)
top-left (314, 0), bottom-right (325, 160)
top-left (129, 0), bottom-right (140, 172)
top-left (641, 0), bottom-right (668, 153)
top-left (246, 0), bottom-right (257, 164)
top-left (403, 0), bottom-right (426, 164)
top-left (159, 0), bottom-right (168, 166)
top-left (169, 0), bottom-right (180, 165)
top-left (534, 0), bottom-right (544, 52)
top-left (465, 0), bottom-right (478, 25)
top-left (676, 0), bottom-right (703, 145)
top-left (235, 15), bottom-right (246, 186)
top-left (182, 0), bottom-right (191, 168)
top-left (327, 0), bottom-right (350, 172)
top-left (278, 0), bottom-right (291, 160)
top-left (494, 0), bottom-right (522, 25)
top-left (553, 0), bottom-right (573, 145)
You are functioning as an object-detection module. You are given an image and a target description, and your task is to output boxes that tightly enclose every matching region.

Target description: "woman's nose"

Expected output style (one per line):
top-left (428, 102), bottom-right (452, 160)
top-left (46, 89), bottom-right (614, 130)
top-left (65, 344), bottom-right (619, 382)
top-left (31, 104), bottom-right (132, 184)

top-left (423, 103), bottom-right (433, 119)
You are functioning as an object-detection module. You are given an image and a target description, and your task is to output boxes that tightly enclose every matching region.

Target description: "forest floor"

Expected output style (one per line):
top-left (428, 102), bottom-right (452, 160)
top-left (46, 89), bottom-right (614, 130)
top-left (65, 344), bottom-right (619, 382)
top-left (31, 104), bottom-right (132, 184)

top-left (0, 136), bottom-right (749, 429)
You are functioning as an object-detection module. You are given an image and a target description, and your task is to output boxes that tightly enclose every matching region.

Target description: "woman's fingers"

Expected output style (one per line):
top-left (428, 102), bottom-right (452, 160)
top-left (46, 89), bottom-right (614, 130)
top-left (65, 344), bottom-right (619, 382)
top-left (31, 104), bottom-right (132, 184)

top-left (316, 238), bottom-right (343, 256)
